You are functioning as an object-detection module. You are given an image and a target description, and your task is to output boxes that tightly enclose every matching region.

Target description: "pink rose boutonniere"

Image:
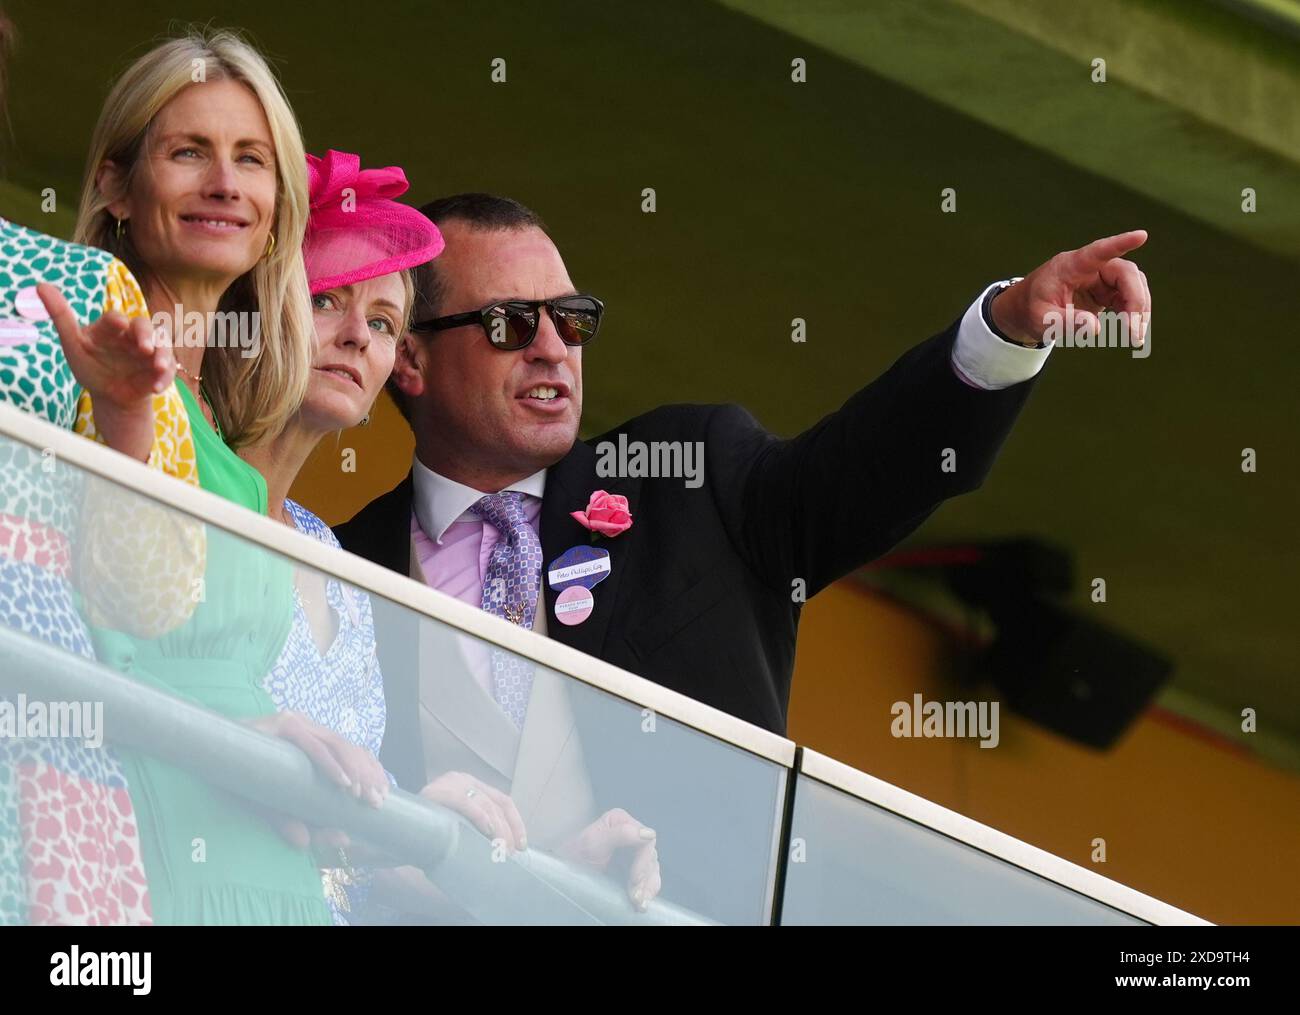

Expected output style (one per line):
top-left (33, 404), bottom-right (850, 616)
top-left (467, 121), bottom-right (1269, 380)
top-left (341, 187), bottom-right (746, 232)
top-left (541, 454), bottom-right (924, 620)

top-left (571, 490), bottom-right (633, 538)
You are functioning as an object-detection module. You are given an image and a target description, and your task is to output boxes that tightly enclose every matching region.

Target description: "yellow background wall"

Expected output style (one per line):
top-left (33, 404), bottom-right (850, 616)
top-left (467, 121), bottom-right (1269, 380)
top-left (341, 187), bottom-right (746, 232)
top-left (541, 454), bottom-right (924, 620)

top-left (788, 584), bottom-right (1300, 925)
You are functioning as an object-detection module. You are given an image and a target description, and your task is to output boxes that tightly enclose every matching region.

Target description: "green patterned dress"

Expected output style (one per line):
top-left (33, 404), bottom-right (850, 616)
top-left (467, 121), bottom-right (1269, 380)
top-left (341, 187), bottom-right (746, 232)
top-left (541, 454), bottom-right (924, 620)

top-left (0, 216), bottom-right (169, 925)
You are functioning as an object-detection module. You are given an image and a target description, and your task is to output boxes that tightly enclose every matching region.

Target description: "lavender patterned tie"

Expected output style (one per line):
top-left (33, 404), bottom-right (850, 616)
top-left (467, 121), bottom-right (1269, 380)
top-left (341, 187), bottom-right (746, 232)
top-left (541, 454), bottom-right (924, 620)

top-left (470, 492), bottom-right (543, 728)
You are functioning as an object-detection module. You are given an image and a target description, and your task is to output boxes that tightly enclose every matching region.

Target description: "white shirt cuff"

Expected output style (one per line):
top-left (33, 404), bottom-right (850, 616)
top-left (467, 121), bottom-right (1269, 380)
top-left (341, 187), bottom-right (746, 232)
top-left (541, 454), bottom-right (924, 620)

top-left (950, 280), bottom-right (1053, 391)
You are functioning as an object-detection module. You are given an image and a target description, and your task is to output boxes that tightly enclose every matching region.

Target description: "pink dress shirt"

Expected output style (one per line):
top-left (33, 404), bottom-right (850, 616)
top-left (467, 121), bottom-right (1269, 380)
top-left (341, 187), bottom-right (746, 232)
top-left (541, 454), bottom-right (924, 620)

top-left (409, 458), bottom-right (548, 696)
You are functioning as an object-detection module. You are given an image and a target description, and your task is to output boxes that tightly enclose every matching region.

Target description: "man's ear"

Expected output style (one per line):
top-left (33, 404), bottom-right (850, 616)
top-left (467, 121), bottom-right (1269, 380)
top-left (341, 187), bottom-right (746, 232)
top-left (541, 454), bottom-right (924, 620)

top-left (391, 332), bottom-right (426, 399)
top-left (96, 160), bottom-right (131, 220)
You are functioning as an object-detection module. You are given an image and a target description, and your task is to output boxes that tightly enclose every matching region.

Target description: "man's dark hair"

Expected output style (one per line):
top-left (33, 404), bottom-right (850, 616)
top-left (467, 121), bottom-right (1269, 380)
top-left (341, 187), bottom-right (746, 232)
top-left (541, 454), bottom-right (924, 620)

top-left (388, 193), bottom-right (549, 423)
top-left (411, 193), bottom-right (549, 319)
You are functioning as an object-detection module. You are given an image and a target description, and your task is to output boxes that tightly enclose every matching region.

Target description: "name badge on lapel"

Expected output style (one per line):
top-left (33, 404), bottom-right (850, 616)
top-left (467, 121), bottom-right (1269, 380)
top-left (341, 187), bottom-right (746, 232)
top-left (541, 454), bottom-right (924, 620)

top-left (554, 585), bottom-right (595, 626)
top-left (547, 545), bottom-right (610, 626)
top-left (547, 545), bottom-right (611, 591)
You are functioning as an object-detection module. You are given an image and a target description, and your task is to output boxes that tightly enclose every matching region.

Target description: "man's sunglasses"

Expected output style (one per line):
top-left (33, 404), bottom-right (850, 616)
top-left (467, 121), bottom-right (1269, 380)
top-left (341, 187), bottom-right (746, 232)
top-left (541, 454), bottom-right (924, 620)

top-left (410, 295), bottom-right (604, 351)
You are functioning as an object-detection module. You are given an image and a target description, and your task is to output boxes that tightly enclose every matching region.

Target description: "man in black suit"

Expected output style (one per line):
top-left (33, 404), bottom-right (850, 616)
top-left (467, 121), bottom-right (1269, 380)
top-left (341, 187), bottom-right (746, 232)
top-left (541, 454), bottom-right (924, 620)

top-left (337, 194), bottom-right (1149, 917)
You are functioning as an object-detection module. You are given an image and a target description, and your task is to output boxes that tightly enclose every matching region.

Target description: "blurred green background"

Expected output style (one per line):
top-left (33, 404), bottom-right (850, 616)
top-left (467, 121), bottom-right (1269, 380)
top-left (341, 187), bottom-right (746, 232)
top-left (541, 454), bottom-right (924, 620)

top-left (2, 0), bottom-right (1296, 764)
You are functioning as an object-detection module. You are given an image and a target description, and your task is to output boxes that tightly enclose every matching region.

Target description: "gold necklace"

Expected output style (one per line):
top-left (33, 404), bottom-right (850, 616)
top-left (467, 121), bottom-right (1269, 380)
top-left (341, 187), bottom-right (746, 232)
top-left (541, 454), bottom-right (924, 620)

top-left (178, 368), bottom-right (222, 438)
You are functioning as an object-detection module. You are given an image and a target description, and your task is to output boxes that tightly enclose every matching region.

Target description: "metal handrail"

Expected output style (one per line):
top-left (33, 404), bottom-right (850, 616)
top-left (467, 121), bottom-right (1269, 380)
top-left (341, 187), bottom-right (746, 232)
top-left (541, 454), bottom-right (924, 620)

top-left (0, 625), bottom-right (710, 926)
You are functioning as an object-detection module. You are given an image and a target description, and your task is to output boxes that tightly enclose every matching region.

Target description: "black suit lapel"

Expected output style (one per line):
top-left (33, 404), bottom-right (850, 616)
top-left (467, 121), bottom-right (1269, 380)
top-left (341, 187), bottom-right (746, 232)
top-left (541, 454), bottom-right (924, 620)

top-left (344, 471), bottom-right (413, 575)
top-left (380, 472), bottom-right (415, 574)
top-left (540, 440), bottom-right (640, 661)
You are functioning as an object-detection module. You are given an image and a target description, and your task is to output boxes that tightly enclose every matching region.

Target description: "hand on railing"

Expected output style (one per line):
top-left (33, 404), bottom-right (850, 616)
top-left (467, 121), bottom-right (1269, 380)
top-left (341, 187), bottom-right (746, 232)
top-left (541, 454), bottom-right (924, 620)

top-left (244, 710), bottom-right (390, 849)
top-left (419, 771), bottom-right (528, 852)
top-left (417, 774), bottom-right (662, 914)
top-left (557, 808), bottom-right (661, 912)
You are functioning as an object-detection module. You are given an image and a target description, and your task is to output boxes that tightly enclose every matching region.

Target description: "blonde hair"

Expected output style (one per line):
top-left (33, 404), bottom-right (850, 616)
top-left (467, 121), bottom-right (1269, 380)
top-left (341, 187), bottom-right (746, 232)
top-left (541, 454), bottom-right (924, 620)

top-left (396, 268), bottom-right (415, 330)
top-left (74, 27), bottom-right (312, 449)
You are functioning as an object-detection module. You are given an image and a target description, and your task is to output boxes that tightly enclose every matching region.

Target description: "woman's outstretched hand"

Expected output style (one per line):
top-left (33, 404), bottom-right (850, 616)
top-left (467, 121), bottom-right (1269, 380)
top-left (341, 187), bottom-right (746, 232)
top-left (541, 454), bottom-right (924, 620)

top-left (38, 282), bottom-right (174, 461)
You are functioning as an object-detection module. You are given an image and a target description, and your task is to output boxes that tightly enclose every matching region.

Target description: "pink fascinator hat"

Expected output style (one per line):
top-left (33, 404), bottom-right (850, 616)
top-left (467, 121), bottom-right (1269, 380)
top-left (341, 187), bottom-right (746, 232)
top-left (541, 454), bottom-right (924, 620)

top-left (302, 149), bottom-right (445, 295)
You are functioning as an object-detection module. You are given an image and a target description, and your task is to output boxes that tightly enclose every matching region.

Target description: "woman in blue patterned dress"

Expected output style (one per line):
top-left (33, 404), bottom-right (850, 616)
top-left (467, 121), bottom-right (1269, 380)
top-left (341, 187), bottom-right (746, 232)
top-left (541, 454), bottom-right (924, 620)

top-left (239, 150), bottom-right (443, 921)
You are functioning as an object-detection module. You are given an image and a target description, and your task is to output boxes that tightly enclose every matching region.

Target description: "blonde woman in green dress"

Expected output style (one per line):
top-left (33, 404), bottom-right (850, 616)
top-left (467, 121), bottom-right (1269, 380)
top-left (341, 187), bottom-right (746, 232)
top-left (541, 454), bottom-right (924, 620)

top-left (72, 29), bottom-right (386, 925)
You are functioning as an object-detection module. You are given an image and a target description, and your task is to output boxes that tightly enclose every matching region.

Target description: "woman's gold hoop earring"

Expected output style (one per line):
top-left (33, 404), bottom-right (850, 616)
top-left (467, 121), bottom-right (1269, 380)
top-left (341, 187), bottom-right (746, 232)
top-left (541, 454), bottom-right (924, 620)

top-left (115, 218), bottom-right (125, 242)
top-left (264, 232), bottom-right (276, 259)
